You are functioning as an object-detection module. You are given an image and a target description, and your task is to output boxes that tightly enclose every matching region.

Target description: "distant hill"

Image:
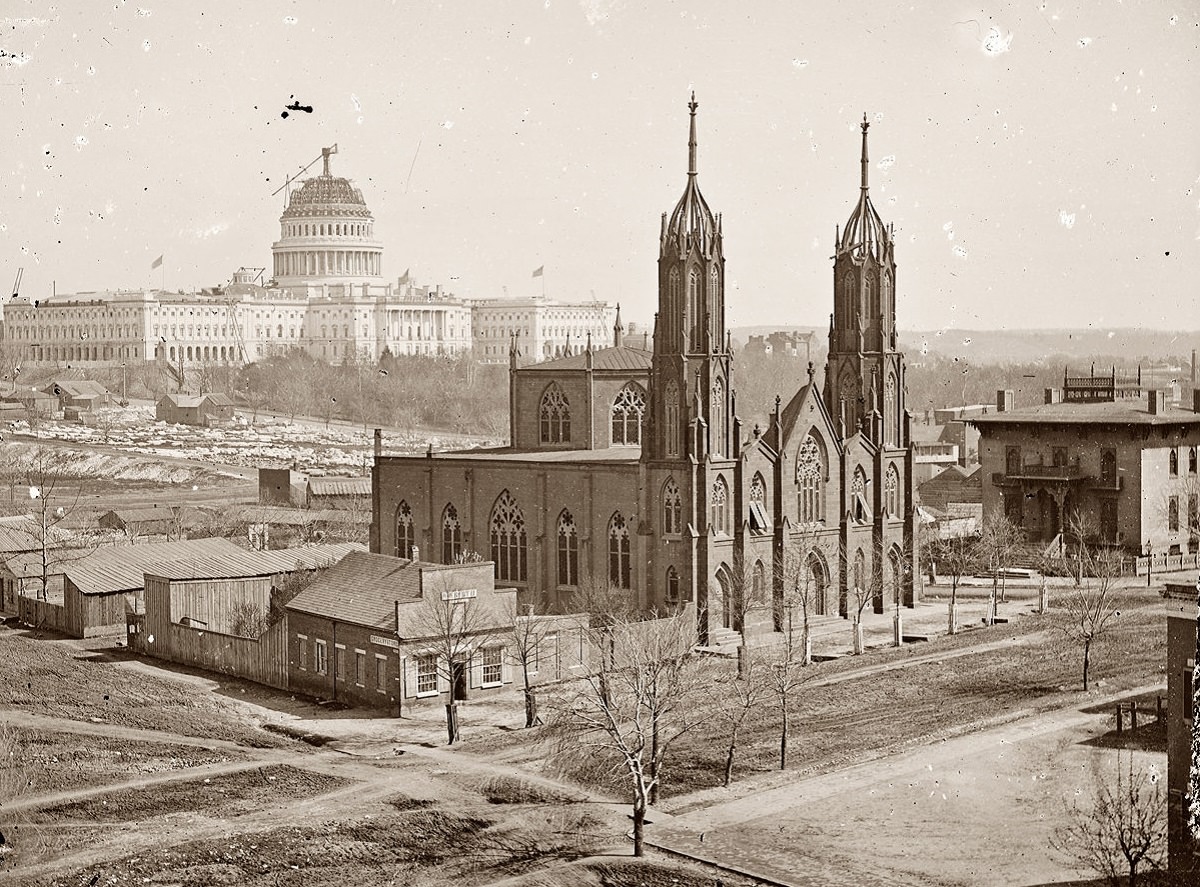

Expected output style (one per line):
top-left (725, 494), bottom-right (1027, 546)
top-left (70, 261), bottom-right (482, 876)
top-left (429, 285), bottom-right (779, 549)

top-left (732, 326), bottom-right (1200, 367)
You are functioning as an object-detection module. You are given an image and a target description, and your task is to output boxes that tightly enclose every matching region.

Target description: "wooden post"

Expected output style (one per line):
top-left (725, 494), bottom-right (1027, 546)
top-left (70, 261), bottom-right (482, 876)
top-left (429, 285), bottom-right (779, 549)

top-left (1129, 700), bottom-right (1138, 732)
top-left (1156, 695), bottom-right (1164, 724)
top-left (1115, 703), bottom-right (1123, 733)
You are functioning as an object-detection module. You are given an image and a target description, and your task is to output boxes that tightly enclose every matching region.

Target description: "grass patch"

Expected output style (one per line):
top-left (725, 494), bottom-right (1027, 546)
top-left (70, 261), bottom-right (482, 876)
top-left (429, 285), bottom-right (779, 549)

top-left (30, 764), bottom-right (350, 824)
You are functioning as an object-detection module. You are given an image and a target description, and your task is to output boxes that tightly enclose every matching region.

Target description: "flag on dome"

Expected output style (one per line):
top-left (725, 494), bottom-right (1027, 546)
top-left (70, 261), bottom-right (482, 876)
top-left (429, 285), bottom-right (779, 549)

top-left (531, 265), bottom-right (544, 278)
top-left (151, 255), bottom-right (163, 270)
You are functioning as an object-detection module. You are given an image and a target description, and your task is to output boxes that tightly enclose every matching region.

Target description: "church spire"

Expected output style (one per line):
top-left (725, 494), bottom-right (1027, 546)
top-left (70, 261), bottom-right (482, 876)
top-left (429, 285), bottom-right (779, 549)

top-left (687, 92), bottom-right (698, 177)
top-left (860, 113), bottom-right (870, 194)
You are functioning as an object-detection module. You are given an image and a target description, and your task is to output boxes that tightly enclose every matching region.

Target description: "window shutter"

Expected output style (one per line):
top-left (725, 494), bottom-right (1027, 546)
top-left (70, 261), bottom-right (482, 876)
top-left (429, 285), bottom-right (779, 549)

top-left (470, 653), bottom-right (483, 689)
top-left (403, 657), bottom-right (416, 698)
top-left (500, 646), bottom-right (512, 684)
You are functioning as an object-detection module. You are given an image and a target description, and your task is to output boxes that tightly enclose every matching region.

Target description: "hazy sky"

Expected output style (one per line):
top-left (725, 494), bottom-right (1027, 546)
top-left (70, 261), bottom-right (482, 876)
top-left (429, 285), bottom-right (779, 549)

top-left (3, 1), bottom-right (1197, 334)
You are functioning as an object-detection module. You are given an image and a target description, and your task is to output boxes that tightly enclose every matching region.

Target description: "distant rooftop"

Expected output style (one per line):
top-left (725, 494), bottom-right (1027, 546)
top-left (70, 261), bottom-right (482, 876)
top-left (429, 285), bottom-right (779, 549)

top-left (518, 344), bottom-right (652, 373)
top-left (969, 400), bottom-right (1200, 426)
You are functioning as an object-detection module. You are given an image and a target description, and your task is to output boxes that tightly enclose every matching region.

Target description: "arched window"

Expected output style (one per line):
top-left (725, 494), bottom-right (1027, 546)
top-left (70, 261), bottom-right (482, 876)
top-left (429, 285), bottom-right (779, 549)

top-left (866, 272), bottom-right (878, 320)
top-left (805, 553), bottom-right (828, 617)
top-left (1170, 449), bottom-right (1179, 476)
top-left (539, 384), bottom-right (571, 444)
top-left (711, 376), bottom-right (724, 456)
top-left (688, 270), bottom-right (700, 344)
top-left (608, 512), bottom-right (631, 590)
top-left (752, 560), bottom-right (765, 605)
top-left (663, 477), bottom-right (683, 535)
top-left (884, 464), bottom-right (900, 518)
top-left (611, 383), bottom-right (646, 446)
top-left (394, 501), bottom-right (414, 559)
top-left (851, 467), bottom-right (869, 524)
top-left (841, 271), bottom-right (856, 326)
top-left (668, 269), bottom-right (681, 344)
top-left (666, 566), bottom-right (680, 606)
top-left (853, 548), bottom-right (866, 592)
top-left (888, 546), bottom-right (905, 607)
top-left (709, 266), bottom-right (720, 341)
top-left (1191, 446), bottom-right (1198, 474)
top-left (557, 510), bottom-right (579, 587)
top-left (490, 492), bottom-right (527, 582)
top-left (1169, 497), bottom-right (1180, 532)
top-left (884, 374), bottom-right (897, 446)
top-left (711, 476), bottom-right (729, 535)
top-left (441, 504), bottom-right (462, 564)
top-left (664, 381), bottom-right (680, 457)
top-left (796, 434), bottom-right (825, 523)
top-left (749, 473), bottom-right (769, 533)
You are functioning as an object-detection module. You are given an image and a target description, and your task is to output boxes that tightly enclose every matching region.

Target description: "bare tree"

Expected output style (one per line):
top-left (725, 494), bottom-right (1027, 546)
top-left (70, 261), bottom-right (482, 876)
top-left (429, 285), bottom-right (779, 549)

top-left (505, 602), bottom-right (558, 728)
top-left (779, 524), bottom-right (838, 665)
top-left (977, 510), bottom-right (1023, 623)
top-left (0, 447), bottom-right (101, 601)
top-left (765, 588), bottom-right (813, 770)
top-left (847, 541), bottom-right (880, 655)
top-left (1051, 751), bottom-right (1166, 886)
top-left (411, 577), bottom-right (504, 745)
top-left (711, 550), bottom-right (770, 677)
top-left (1056, 539), bottom-right (1123, 691)
top-left (711, 657), bottom-right (770, 786)
top-left (929, 531), bottom-right (978, 635)
top-left (543, 613), bottom-right (710, 857)
top-left (229, 599), bottom-right (268, 638)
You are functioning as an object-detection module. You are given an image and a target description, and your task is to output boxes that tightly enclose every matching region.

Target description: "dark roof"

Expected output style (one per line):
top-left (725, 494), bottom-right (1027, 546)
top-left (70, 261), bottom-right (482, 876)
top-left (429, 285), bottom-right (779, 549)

top-left (518, 345), bottom-right (652, 373)
top-left (0, 517), bottom-right (73, 553)
top-left (61, 538), bottom-right (245, 594)
top-left (100, 506), bottom-right (195, 526)
top-left (387, 446), bottom-right (642, 464)
top-left (969, 402), bottom-right (1200, 427)
top-left (159, 393), bottom-right (205, 408)
top-left (145, 542), bottom-right (364, 581)
top-left (285, 551), bottom-right (427, 629)
top-left (234, 505), bottom-right (371, 526)
top-left (44, 379), bottom-right (108, 399)
top-left (308, 476), bottom-right (371, 497)
top-left (203, 392), bottom-right (234, 407)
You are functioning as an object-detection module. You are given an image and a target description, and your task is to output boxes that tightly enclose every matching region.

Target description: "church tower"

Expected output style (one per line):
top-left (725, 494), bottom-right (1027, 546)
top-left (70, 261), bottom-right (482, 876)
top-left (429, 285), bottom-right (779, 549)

top-left (824, 116), bottom-right (904, 447)
top-left (645, 94), bottom-right (732, 463)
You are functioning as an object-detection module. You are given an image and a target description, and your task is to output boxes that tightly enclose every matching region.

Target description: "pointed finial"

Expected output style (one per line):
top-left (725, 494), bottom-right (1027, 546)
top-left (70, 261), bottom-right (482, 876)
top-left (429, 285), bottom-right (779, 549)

top-left (860, 113), bottom-right (870, 193)
top-left (613, 303), bottom-right (624, 347)
top-left (687, 92), bottom-right (699, 177)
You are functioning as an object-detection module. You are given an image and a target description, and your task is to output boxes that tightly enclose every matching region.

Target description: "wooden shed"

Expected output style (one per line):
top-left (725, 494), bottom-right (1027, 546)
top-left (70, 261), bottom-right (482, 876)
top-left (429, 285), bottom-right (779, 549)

top-left (16, 538), bottom-right (244, 638)
top-left (129, 542), bottom-right (363, 689)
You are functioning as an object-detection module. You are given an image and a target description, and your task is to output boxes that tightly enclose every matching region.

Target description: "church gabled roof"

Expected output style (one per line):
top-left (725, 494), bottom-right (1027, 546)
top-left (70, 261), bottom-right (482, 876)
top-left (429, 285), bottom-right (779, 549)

top-left (518, 344), bottom-right (652, 373)
top-left (837, 115), bottom-right (891, 261)
top-left (661, 94), bottom-right (720, 257)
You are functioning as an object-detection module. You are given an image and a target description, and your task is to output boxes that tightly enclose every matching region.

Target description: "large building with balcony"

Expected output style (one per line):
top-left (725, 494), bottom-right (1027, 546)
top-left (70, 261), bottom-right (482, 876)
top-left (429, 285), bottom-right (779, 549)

top-left (970, 384), bottom-right (1200, 555)
top-left (371, 102), bottom-right (918, 639)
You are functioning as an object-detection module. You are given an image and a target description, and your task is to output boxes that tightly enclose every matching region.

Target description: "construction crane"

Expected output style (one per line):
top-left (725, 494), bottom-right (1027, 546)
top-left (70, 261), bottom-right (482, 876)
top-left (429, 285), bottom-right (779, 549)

top-left (11, 267), bottom-right (22, 298)
top-left (271, 144), bottom-right (338, 206)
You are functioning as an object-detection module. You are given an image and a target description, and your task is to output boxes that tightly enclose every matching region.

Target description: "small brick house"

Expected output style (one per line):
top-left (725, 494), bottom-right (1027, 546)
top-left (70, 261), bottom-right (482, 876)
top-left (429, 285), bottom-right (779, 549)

top-left (285, 551), bottom-right (521, 713)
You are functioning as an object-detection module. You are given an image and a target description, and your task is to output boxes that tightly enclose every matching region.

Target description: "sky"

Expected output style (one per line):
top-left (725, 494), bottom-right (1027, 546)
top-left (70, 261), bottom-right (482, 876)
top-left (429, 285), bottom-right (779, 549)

top-left (2, 1), bottom-right (1197, 334)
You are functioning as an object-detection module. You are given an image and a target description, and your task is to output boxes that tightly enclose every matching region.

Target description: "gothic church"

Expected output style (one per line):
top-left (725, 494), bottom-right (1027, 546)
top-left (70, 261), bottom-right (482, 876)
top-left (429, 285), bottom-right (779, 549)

top-left (371, 99), bottom-right (917, 640)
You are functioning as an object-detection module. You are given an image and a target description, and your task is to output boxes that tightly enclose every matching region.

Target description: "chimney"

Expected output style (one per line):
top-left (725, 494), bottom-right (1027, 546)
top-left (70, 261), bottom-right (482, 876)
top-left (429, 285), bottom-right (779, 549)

top-left (1148, 389), bottom-right (1166, 415)
top-left (410, 545), bottom-right (419, 562)
top-left (1192, 348), bottom-right (1196, 387)
top-left (374, 428), bottom-right (382, 459)
top-left (996, 389), bottom-right (1015, 413)
top-left (1044, 388), bottom-right (1062, 405)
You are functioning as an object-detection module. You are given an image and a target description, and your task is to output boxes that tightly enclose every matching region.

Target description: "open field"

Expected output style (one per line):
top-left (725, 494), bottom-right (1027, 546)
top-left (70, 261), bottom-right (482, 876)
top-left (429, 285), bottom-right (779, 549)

top-left (0, 580), bottom-right (1173, 886)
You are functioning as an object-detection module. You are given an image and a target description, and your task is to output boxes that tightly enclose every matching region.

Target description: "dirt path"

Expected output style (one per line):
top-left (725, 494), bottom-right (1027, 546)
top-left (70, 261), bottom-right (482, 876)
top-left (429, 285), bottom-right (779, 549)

top-left (647, 681), bottom-right (1166, 887)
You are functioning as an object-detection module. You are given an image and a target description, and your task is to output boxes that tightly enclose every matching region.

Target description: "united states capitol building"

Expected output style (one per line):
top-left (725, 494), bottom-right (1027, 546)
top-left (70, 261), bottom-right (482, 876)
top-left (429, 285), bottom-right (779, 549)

top-left (1, 146), bottom-right (614, 369)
